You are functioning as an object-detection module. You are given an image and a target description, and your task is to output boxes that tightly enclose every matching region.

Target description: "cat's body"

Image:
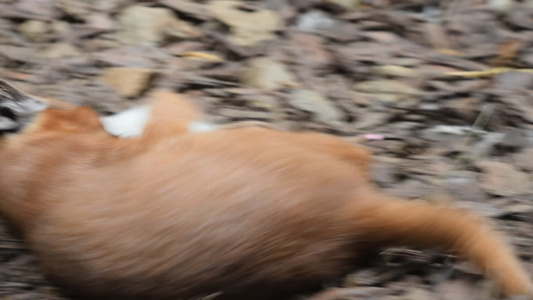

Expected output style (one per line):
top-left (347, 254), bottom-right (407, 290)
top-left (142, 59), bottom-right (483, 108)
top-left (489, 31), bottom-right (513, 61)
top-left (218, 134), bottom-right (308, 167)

top-left (0, 81), bottom-right (531, 300)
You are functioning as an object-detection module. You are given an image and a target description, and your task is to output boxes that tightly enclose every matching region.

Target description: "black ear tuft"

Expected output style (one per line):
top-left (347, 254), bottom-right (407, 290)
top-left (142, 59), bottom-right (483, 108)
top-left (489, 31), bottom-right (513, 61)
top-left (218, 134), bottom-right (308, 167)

top-left (0, 80), bottom-right (26, 102)
top-left (0, 79), bottom-right (47, 131)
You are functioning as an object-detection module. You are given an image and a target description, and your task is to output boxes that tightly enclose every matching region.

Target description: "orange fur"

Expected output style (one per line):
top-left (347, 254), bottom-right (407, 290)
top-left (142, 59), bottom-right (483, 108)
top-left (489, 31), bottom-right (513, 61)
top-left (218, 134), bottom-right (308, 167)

top-left (0, 86), bottom-right (531, 300)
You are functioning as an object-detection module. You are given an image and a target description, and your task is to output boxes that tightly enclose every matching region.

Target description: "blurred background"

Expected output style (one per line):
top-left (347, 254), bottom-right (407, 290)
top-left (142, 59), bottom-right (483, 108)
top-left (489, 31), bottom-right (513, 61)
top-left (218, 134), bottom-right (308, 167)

top-left (0, 0), bottom-right (532, 299)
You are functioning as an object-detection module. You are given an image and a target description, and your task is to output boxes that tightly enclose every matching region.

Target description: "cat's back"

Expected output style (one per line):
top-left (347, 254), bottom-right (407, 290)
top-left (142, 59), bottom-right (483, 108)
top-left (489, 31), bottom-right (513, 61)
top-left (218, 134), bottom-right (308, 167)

top-left (27, 128), bottom-right (369, 299)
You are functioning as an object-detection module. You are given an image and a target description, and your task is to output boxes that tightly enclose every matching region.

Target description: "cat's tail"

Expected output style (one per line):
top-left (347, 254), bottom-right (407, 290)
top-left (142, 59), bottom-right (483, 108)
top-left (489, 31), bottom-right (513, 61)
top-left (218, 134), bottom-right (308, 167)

top-left (356, 194), bottom-right (533, 297)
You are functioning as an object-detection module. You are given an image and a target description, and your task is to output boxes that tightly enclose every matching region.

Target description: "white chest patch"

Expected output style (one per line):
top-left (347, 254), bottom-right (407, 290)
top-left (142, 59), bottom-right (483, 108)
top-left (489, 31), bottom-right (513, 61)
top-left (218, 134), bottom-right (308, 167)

top-left (99, 106), bottom-right (218, 138)
top-left (100, 106), bottom-right (151, 138)
top-left (187, 121), bottom-right (217, 133)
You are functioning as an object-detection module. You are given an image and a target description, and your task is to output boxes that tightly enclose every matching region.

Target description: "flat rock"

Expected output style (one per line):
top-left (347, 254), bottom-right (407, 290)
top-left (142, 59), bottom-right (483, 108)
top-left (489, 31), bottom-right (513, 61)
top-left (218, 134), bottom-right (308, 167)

top-left (117, 5), bottom-right (200, 46)
top-left (488, 0), bottom-right (515, 15)
top-left (325, 0), bottom-right (359, 9)
top-left (456, 201), bottom-right (501, 218)
top-left (159, 0), bottom-right (209, 20)
top-left (11, 0), bottom-right (59, 20)
top-left (239, 57), bottom-right (298, 89)
top-left (117, 6), bottom-right (172, 46)
top-left (18, 20), bottom-right (50, 43)
top-left (476, 160), bottom-right (531, 196)
top-left (58, 0), bottom-right (92, 21)
top-left (101, 67), bottom-right (154, 98)
top-left (208, 0), bottom-right (281, 46)
top-left (493, 71), bottom-right (533, 91)
top-left (93, 46), bottom-right (161, 68)
top-left (435, 280), bottom-right (478, 300)
top-left (288, 33), bottom-right (333, 67)
top-left (442, 97), bottom-right (481, 121)
top-left (41, 43), bottom-right (81, 59)
top-left (51, 20), bottom-right (70, 37)
top-left (94, 0), bottom-right (132, 12)
top-left (372, 65), bottom-right (419, 78)
top-left (86, 13), bottom-right (116, 31)
top-left (353, 112), bottom-right (389, 130)
top-left (370, 160), bottom-right (399, 187)
top-left (0, 46), bottom-right (37, 63)
top-left (400, 288), bottom-right (434, 300)
top-left (514, 148), bottom-right (533, 172)
top-left (288, 89), bottom-right (344, 126)
top-left (443, 172), bottom-right (487, 203)
top-left (504, 203), bottom-right (533, 215)
top-left (353, 80), bottom-right (421, 95)
top-left (498, 127), bottom-right (531, 149)
top-left (385, 179), bottom-right (438, 199)
top-left (297, 10), bottom-right (338, 33)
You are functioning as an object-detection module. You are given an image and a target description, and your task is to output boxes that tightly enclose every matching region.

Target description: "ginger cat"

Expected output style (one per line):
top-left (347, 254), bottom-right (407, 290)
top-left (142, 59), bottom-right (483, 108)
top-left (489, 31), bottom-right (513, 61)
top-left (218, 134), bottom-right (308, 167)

top-left (0, 79), bottom-right (531, 300)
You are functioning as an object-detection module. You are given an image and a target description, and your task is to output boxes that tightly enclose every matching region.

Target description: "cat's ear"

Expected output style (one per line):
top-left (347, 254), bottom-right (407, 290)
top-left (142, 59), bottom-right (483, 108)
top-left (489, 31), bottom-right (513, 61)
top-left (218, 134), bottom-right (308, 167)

top-left (0, 80), bottom-right (47, 131)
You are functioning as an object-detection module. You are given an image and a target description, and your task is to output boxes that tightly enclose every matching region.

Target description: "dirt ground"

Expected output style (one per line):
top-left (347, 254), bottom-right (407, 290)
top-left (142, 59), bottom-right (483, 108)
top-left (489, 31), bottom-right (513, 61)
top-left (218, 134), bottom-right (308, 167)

top-left (0, 0), bottom-right (532, 299)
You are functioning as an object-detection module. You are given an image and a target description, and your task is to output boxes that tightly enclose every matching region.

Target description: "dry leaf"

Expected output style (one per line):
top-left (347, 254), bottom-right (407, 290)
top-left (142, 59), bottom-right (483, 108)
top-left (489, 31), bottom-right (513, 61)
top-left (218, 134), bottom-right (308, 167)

top-left (436, 48), bottom-right (462, 56)
top-left (445, 67), bottom-right (533, 78)
top-left (179, 52), bottom-right (223, 62)
top-left (491, 39), bottom-right (522, 67)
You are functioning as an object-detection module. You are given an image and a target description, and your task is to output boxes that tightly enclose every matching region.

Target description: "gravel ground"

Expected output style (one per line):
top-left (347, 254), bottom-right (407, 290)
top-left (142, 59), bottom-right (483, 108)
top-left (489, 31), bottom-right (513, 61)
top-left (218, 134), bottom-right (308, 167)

top-left (0, 0), bottom-right (532, 299)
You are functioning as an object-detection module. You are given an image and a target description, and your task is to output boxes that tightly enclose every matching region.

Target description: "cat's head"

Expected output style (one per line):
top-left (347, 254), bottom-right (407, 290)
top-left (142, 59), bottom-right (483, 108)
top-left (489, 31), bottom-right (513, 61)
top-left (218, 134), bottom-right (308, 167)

top-left (0, 79), bottom-right (48, 133)
top-left (0, 79), bottom-right (104, 136)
